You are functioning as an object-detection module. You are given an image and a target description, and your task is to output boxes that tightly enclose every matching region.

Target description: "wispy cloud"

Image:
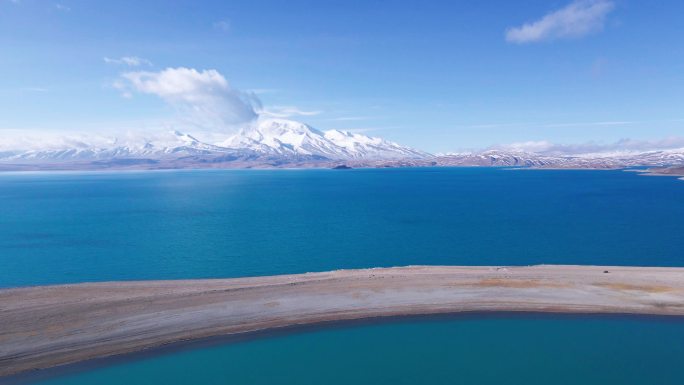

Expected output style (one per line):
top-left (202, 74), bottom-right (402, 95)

top-left (247, 88), bottom-right (280, 95)
top-left (116, 66), bottom-right (323, 132)
top-left (459, 120), bottom-right (645, 130)
top-left (54, 3), bottom-right (70, 12)
top-left (542, 120), bottom-right (635, 128)
top-left (459, 119), bottom-right (684, 131)
top-left (505, 0), bottom-right (615, 44)
top-left (213, 20), bottom-right (231, 32)
top-left (325, 116), bottom-right (377, 122)
top-left (261, 106), bottom-right (322, 118)
top-left (118, 67), bottom-right (260, 131)
top-left (104, 56), bottom-right (152, 67)
top-left (492, 137), bottom-right (684, 155)
top-left (21, 87), bottom-right (49, 92)
top-left (342, 126), bottom-right (399, 134)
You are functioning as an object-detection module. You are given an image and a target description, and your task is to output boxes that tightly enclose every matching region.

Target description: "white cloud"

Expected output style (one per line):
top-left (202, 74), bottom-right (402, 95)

top-left (326, 116), bottom-right (376, 122)
top-left (104, 56), bottom-right (152, 67)
top-left (505, 0), bottom-right (615, 44)
top-left (492, 137), bottom-right (684, 155)
top-left (342, 126), bottom-right (397, 134)
top-left (459, 119), bottom-right (684, 130)
top-left (55, 3), bottom-right (70, 12)
top-left (119, 67), bottom-right (260, 131)
top-left (116, 67), bottom-right (322, 132)
top-left (261, 106), bottom-right (322, 118)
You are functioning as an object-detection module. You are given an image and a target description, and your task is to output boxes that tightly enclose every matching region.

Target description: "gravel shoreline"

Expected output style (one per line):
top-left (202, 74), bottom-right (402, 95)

top-left (2, 265), bottom-right (684, 377)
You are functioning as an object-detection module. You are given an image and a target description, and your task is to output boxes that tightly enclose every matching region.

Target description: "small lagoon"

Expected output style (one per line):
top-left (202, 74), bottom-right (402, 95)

top-left (15, 315), bottom-right (684, 385)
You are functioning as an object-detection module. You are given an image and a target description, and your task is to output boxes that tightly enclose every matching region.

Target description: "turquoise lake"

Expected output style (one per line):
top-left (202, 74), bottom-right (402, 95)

top-left (1, 168), bottom-right (683, 384)
top-left (1, 168), bottom-right (684, 287)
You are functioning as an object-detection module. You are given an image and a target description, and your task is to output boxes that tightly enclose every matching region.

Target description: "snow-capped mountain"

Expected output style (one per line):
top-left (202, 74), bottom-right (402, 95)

top-left (0, 130), bottom-right (241, 162)
top-left (429, 148), bottom-right (684, 169)
top-left (2, 119), bottom-right (684, 171)
top-left (0, 118), bottom-right (428, 168)
top-left (217, 118), bottom-right (428, 159)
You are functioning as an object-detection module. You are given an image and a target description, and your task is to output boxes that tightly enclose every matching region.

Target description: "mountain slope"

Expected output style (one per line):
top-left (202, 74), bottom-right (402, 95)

top-left (421, 149), bottom-right (684, 168)
top-left (2, 120), bottom-right (683, 171)
top-left (0, 119), bottom-right (428, 167)
top-left (0, 130), bottom-right (243, 162)
top-left (217, 118), bottom-right (428, 159)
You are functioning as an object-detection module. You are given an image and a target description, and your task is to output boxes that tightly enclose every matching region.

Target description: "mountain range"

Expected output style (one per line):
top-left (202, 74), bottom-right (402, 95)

top-left (0, 119), bottom-right (426, 168)
top-left (1, 118), bottom-right (683, 172)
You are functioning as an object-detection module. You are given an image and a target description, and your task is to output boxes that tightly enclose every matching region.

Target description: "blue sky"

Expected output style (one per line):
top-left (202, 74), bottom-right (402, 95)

top-left (1, 0), bottom-right (683, 152)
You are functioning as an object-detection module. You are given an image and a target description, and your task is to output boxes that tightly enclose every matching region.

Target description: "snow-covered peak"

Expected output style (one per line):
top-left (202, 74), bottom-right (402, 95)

top-left (0, 129), bottom-right (235, 162)
top-left (216, 118), bottom-right (330, 157)
top-left (324, 129), bottom-right (379, 146)
top-left (0, 118), bottom-right (428, 165)
top-left (217, 118), bottom-right (427, 160)
top-left (323, 129), bottom-right (429, 159)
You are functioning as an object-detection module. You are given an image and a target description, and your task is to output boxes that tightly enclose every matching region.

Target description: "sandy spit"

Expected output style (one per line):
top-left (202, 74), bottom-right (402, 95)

top-left (1, 265), bottom-right (684, 377)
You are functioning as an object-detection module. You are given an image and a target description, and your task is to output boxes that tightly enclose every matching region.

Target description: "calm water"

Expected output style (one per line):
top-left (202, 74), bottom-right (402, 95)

top-left (1, 168), bottom-right (683, 287)
top-left (15, 316), bottom-right (684, 385)
top-left (2, 168), bottom-right (684, 385)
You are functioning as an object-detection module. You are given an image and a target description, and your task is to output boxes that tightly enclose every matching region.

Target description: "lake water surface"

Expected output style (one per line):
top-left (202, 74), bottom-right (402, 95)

top-left (1, 168), bottom-right (683, 287)
top-left (1, 168), bottom-right (683, 384)
top-left (15, 315), bottom-right (684, 385)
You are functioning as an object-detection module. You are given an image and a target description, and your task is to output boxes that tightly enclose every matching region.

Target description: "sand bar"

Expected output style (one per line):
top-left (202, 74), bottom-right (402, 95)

top-left (2, 265), bottom-right (684, 377)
